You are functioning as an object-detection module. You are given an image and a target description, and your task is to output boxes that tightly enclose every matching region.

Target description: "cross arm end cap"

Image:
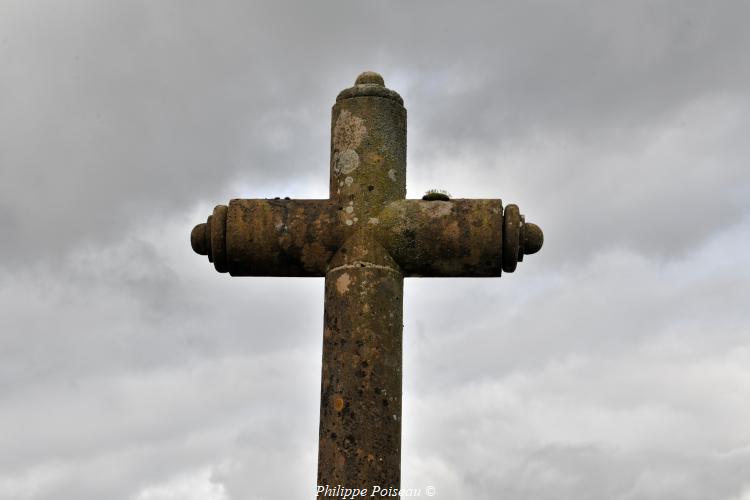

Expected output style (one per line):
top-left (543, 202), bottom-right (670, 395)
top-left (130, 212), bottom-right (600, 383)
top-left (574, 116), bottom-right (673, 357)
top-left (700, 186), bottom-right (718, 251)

top-left (191, 223), bottom-right (209, 255)
top-left (523, 223), bottom-right (543, 255)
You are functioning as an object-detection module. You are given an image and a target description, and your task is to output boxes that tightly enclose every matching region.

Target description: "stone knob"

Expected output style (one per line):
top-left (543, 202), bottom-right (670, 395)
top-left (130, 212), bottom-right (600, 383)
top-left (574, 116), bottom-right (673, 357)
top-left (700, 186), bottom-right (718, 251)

top-left (189, 206), bottom-right (228, 273)
top-left (502, 204), bottom-right (543, 273)
top-left (522, 222), bottom-right (544, 255)
top-left (355, 71), bottom-right (385, 86)
top-left (191, 223), bottom-right (209, 256)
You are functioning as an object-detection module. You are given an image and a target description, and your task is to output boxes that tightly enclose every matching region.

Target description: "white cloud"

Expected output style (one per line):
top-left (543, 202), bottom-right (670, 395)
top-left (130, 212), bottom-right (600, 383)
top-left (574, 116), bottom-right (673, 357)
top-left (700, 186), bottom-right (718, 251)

top-left (132, 467), bottom-right (227, 500)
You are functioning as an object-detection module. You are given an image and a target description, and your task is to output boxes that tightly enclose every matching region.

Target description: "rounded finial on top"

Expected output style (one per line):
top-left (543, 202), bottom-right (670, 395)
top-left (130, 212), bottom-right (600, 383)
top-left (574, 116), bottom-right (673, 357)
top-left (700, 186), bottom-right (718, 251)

top-left (337, 71), bottom-right (401, 104)
top-left (355, 71), bottom-right (384, 86)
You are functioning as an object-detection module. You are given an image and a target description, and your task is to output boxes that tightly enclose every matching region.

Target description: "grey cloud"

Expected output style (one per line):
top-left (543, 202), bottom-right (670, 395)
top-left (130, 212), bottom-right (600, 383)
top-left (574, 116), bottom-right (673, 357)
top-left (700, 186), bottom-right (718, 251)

top-left (3, 0), bottom-right (749, 264)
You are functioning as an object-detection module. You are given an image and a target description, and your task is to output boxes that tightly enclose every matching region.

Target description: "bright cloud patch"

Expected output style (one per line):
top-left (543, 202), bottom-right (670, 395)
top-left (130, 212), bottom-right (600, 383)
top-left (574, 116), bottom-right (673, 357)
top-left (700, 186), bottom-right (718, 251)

top-left (133, 468), bottom-right (227, 500)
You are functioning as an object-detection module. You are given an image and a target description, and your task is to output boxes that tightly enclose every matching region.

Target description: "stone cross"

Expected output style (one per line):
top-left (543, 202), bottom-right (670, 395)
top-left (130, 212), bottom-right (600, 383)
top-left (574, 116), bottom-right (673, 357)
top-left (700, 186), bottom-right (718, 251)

top-left (190, 72), bottom-right (543, 497)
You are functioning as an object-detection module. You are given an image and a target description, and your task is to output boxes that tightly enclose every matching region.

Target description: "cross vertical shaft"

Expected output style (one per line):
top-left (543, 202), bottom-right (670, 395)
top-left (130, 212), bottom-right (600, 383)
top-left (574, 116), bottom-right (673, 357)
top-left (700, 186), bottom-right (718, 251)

top-left (320, 243), bottom-right (403, 490)
top-left (318, 72), bottom-right (407, 491)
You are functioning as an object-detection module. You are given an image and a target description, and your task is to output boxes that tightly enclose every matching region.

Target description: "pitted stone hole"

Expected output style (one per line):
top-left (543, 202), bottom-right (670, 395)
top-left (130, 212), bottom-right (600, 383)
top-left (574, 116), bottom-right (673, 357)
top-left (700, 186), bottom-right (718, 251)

top-left (368, 185), bottom-right (374, 191)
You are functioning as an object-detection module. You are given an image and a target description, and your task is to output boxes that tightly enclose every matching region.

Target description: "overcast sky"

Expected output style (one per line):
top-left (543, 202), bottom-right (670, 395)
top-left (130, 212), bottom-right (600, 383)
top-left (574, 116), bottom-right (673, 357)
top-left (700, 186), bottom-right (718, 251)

top-left (1, 1), bottom-right (749, 499)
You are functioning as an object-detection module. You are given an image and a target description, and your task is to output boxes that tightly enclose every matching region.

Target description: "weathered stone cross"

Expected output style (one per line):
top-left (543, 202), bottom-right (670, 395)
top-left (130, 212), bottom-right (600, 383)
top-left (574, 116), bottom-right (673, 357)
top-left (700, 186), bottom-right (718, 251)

top-left (190, 72), bottom-right (542, 496)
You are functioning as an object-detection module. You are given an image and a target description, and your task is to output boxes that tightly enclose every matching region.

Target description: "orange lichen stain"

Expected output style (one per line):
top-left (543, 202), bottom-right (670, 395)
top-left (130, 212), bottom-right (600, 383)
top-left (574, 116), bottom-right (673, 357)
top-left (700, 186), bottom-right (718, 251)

top-left (335, 453), bottom-right (346, 467)
top-left (324, 327), bottom-right (333, 339)
top-left (367, 453), bottom-right (375, 463)
top-left (277, 233), bottom-right (292, 250)
top-left (334, 396), bottom-right (345, 412)
top-left (301, 241), bottom-right (328, 270)
top-left (366, 151), bottom-right (384, 166)
top-left (444, 220), bottom-right (460, 241)
top-left (336, 273), bottom-right (351, 294)
top-left (362, 345), bottom-right (379, 361)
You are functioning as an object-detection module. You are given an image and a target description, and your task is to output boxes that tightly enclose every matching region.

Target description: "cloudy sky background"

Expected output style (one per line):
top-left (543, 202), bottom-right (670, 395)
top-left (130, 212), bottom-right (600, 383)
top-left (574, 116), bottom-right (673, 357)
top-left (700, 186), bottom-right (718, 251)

top-left (1, 1), bottom-right (749, 498)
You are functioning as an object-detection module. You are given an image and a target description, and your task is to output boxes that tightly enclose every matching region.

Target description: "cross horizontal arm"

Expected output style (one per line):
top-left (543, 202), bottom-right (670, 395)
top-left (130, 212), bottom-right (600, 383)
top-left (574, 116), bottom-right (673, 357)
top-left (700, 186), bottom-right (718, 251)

top-left (372, 199), bottom-right (543, 277)
top-left (191, 197), bottom-right (543, 278)
top-left (191, 199), bottom-right (347, 276)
